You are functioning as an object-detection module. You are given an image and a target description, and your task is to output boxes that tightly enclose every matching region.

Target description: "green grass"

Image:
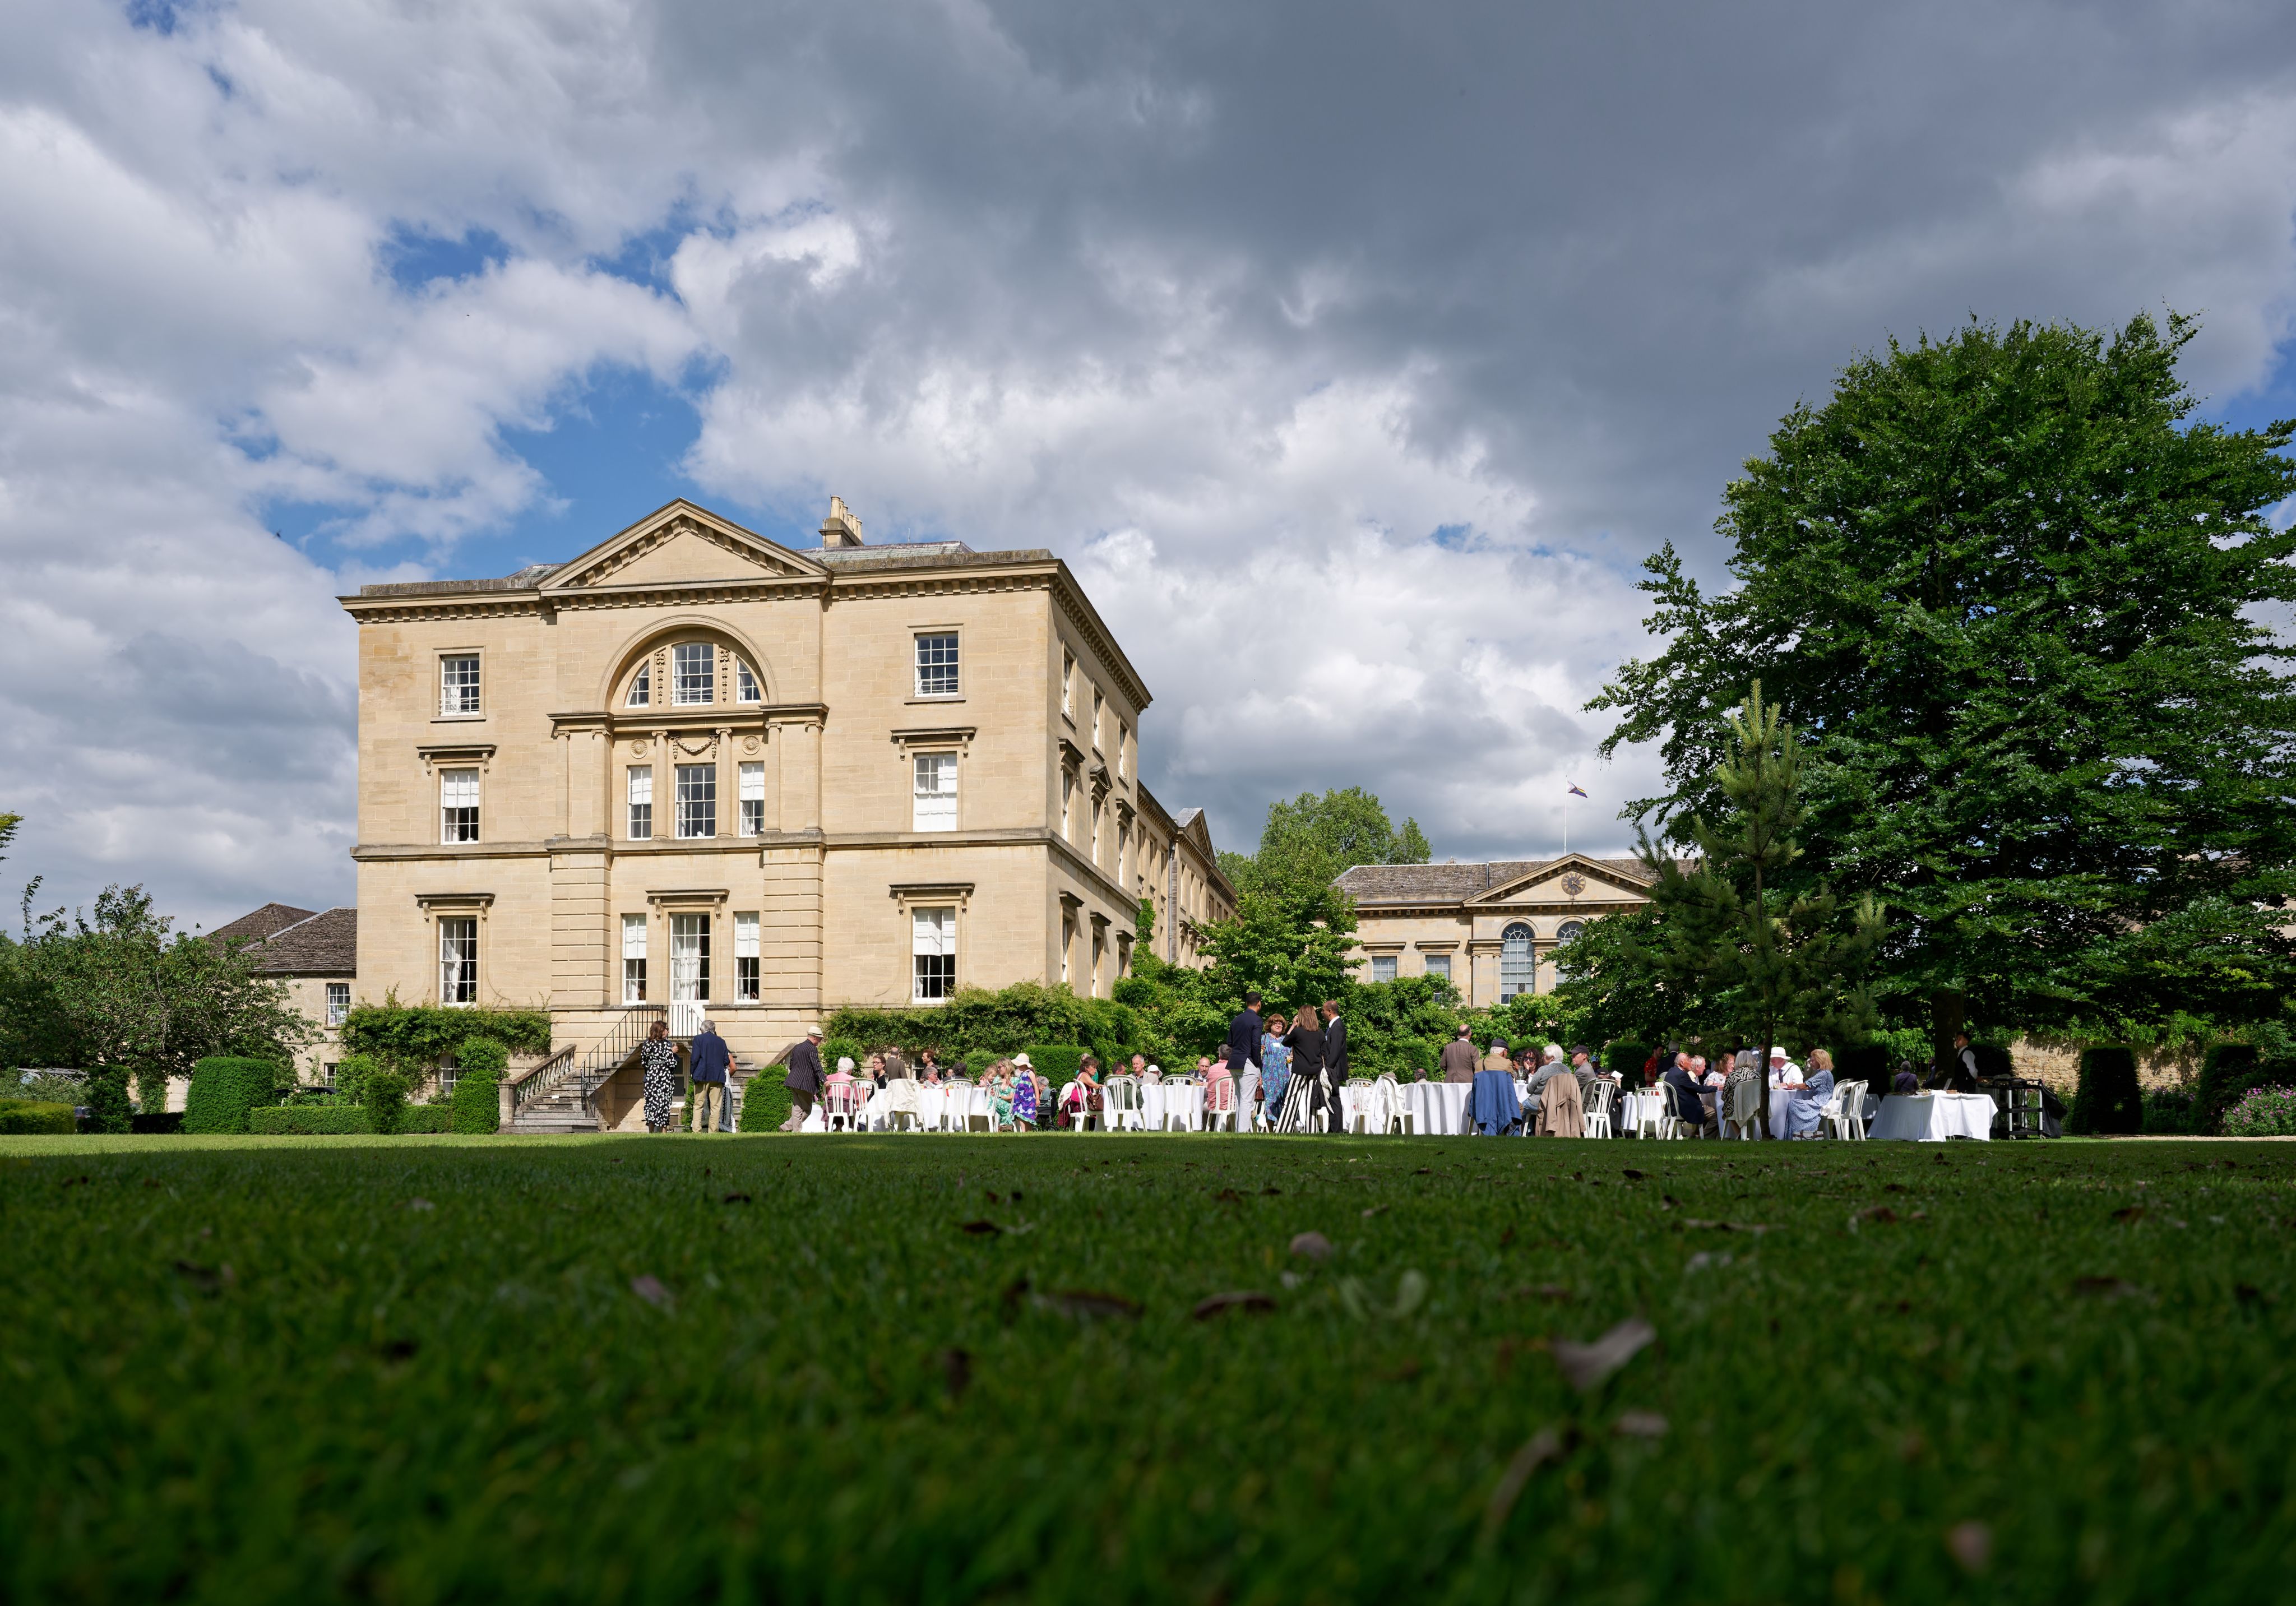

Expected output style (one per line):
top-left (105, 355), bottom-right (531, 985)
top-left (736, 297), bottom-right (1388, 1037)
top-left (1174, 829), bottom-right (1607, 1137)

top-left (4, 1133), bottom-right (2292, 1603)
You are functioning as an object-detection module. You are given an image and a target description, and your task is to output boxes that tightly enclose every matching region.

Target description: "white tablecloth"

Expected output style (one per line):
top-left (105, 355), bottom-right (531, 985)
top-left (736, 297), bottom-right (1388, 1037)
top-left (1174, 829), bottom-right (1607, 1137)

top-left (1869, 1091), bottom-right (1994, 1142)
top-left (1621, 1089), bottom-right (1666, 1135)
top-left (1141, 1082), bottom-right (1206, 1131)
top-left (1398, 1080), bottom-right (1471, 1135)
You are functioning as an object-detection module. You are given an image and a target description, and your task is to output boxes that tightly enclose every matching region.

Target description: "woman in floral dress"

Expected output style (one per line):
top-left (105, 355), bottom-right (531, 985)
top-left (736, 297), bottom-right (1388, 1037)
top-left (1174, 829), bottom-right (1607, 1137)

top-left (1010, 1054), bottom-right (1039, 1131)
top-left (638, 1020), bottom-right (679, 1133)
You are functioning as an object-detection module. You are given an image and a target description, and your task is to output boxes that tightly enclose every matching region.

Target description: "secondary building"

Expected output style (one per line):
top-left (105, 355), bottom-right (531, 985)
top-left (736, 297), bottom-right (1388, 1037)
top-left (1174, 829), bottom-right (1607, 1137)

top-left (1334, 854), bottom-right (1656, 1003)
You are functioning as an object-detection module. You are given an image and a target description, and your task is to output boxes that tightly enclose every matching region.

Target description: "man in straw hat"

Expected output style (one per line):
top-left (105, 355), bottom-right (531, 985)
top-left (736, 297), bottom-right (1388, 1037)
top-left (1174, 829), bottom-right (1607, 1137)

top-left (781, 1025), bottom-right (826, 1131)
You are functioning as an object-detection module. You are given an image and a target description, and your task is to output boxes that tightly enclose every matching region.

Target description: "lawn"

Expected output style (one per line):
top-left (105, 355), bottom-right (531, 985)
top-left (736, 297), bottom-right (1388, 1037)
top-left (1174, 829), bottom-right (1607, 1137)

top-left (3, 1133), bottom-right (2290, 1604)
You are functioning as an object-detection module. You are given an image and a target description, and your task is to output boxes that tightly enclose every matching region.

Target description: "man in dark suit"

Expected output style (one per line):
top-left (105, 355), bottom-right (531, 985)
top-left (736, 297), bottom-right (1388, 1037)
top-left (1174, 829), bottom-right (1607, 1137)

top-left (1224, 993), bottom-right (1263, 1088)
top-left (1320, 998), bottom-right (1349, 1133)
top-left (688, 1017), bottom-right (733, 1133)
top-left (1663, 1050), bottom-right (1711, 1137)
top-left (781, 1025), bottom-right (825, 1131)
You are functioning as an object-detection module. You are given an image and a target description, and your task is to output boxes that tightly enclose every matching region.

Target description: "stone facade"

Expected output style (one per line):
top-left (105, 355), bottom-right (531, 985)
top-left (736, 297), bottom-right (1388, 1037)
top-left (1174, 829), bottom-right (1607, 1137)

top-left (340, 498), bottom-right (1233, 1072)
top-left (209, 902), bottom-right (358, 1086)
top-left (1334, 854), bottom-right (1658, 1005)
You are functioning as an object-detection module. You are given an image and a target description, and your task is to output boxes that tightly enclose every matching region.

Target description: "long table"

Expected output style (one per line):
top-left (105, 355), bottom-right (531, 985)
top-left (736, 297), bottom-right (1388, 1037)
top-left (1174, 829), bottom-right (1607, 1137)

top-left (1868, 1091), bottom-right (1995, 1142)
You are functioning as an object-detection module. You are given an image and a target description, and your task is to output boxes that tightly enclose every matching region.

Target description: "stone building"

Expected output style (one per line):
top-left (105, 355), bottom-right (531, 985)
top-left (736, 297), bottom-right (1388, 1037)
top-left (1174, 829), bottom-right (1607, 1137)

top-left (1333, 854), bottom-right (1656, 1004)
top-left (337, 497), bottom-right (1233, 1084)
top-left (207, 901), bottom-right (358, 1086)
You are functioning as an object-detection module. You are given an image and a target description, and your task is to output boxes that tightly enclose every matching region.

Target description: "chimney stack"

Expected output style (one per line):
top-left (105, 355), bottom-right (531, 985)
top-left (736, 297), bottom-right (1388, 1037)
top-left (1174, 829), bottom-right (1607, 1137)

top-left (819, 496), bottom-right (865, 548)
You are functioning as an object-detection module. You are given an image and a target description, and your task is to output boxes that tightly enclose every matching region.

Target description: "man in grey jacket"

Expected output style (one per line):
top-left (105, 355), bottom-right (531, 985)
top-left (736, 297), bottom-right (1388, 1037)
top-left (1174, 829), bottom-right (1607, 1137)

top-left (781, 1025), bottom-right (825, 1131)
top-left (1438, 1024), bottom-right (1478, 1084)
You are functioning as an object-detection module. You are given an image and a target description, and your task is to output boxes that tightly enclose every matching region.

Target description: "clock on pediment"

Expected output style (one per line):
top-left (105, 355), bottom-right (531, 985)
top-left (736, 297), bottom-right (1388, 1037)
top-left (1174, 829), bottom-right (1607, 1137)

top-left (1560, 872), bottom-right (1586, 897)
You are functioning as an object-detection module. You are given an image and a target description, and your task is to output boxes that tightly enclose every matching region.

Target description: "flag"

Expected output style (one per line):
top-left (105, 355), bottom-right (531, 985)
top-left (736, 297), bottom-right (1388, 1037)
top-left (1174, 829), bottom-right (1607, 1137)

top-left (1567, 784), bottom-right (1587, 798)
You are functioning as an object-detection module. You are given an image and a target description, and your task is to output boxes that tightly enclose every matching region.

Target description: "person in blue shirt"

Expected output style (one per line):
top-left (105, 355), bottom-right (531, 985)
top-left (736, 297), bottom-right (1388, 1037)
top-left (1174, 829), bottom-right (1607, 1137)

top-left (687, 1018), bottom-right (732, 1133)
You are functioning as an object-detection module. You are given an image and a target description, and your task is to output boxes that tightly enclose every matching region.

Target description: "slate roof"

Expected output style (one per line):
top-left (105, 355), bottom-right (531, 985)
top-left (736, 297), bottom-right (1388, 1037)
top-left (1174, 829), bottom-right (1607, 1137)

top-left (1332, 857), bottom-right (1658, 904)
top-left (221, 906), bottom-right (358, 975)
top-left (207, 902), bottom-right (318, 945)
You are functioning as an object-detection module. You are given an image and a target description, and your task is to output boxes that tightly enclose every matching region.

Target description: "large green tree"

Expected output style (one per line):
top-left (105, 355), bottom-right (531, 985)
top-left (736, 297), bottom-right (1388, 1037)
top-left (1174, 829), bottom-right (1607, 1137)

top-left (1594, 313), bottom-right (2296, 1066)
top-left (1223, 786), bottom-right (1430, 899)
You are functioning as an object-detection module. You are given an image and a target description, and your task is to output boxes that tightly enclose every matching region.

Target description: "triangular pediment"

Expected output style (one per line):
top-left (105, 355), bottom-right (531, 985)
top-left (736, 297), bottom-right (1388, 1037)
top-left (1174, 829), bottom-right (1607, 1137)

top-left (1466, 853), bottom-right (1654, 908)
top-left (541, 500), bottom-right (827, 591)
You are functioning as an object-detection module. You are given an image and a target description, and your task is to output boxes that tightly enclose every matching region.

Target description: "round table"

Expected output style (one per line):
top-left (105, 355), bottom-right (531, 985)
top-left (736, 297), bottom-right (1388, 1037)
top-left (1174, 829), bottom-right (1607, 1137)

top-left (1141, 1082), bottom-right (1207, 1132)
top-left (1869, 1091), bottom-right (1995, 1141)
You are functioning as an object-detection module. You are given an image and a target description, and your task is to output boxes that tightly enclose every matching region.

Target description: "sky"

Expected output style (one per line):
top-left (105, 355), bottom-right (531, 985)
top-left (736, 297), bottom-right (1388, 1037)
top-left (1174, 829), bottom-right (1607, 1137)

top-left (5, 0), bottom-right (2296, 931)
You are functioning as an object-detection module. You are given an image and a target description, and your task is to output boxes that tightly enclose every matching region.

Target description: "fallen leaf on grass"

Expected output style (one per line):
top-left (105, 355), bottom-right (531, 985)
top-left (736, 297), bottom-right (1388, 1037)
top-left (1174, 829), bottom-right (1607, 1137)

top-left (1260, 1186), bottom-right (1282, 1196)
top-left (938, 1347), bottom-right (971, 1400)
top-left (1192, 1290), bottom-right (1276, 1320)
top-left (1290, 1232), bottom-right (1332, 1260)
top-left (1945, 1520), bottom-right (1992, 1574)
top-left (1049, 1289), bottom-right (1141, 1321)
top-left (1413, 1168), bottom-right (1433, 1176)
top-left (61, 1175), bottom-right (89, 1189)
top-left (1337, 1270), bottom-right (1429, 1322)
top-left (1613, 1410), bottom-right (1668, 1439)
top-left (141, 1178), bottom-right (160, 1188)
top-left (1860, 1206), bottom-right (1899, 1224)
top-left (2112, 1206), bottom-right (2146, 1224)
top-left (172, 1260), bottom-right (233, 1294)
top-left (1380, 1357), bottom-right (1424, 1383)
top-left (2071, 1276), bottom-right (2149, 1302)
top-left (1551, 1317), bottom-right (1656, 1393)
top-left (1480, 1427), bottom-right (1565, 1542)
top-left (1517, 1283), bottom-right (1576, 1302)
top-left (406, 1198), bottom-right (435, 1212)
top-left (1621, 1169), bottom-right (1646, 1182)
top-left (959, 1219), bottom-right (1002, 1236)
top-left (1678, 1219), bottom-right (1777, 1234)
top-left (721, 1192), bottom-right (751, 1205)
top-left (2237, 1283), bottom-right (2267, 1307)
top-left (1684, 1252), bottom-right (1733, 1272)
top-left (1214, 1188), bottom-right (1243, 1204)
top-left (629, 1275), bottom-right (675, 1311)
top-left (1362, 1205), bottom-right (1390, 1219)
top-left (378, 1338), bottom-right (419, 1362)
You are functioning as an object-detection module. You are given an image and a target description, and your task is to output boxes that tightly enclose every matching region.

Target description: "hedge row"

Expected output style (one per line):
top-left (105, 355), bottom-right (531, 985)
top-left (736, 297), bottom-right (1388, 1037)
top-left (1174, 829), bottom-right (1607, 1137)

top-left (246, 1104), bottom-right (456, 1135)
top-left (182, 1058), bottom-right (284, 1135)
top-left (0, 1099), bottom-right (77, 1135)
top-left (340, 1003), bottom-right (552, 1068)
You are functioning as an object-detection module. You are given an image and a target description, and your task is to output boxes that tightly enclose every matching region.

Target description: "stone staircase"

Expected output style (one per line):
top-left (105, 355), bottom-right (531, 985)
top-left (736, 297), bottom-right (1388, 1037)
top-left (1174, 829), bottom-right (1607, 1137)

top-left (511, 1072), bottom-right (606, 1134)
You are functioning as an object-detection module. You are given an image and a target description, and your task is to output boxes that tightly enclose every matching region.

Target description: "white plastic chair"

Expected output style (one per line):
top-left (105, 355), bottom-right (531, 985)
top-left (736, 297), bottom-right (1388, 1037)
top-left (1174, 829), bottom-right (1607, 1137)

top-left (1822, 1080), bottom-right (1866, 1141)
top-left (1583, 1079), bottom-right (1616, 1140)
top-left (822, 1081), bottom-right (865, 1132)
top-left (1202, 1073), bottom-right (1239, 1132)
top-left (1104, 1075), bottom-right (1145, 1132)
top-left (1658, 1080), bottom-right (1700, 1140)
top-left (878, 1079), bottom-right (923, 1133)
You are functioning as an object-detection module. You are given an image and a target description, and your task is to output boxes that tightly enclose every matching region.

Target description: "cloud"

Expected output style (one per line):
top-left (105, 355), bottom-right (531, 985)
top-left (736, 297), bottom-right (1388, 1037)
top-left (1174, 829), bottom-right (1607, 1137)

top-left (4, 0), bottom-right (2296, 925)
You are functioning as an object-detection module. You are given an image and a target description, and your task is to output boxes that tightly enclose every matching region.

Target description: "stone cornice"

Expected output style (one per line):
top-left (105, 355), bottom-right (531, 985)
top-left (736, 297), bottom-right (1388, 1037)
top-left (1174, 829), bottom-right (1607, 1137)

top-left (1048, 566), bottom-right (1152, 714)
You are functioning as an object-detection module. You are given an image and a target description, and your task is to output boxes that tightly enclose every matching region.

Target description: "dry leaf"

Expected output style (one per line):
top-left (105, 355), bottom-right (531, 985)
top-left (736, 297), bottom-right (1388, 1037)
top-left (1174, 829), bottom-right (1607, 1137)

top-left (2112, 1205), bottom-right (2146, 1223)
top-left (1945, 1520), bottom-right (1992, 1574)
top-left (1192, 1290), bottom-right (1277, 1320)
top-left (1480, 1427), bottom-right (1564, 1541)
top-left (1551, 1317), bottom-right (1656, 1392)
top-left (1049, 1289), bottom-right (1141, 1321)
top-left (1613, 1410), bottom-right (1668, 1439)
top-left (629, 1274), bottom-right (675, 1311)
top-left (938, 1346), bottom-right (972, 1400)
top-left (721, 1192), bottom-right (751, 1205)
top-left (1289, 1231), bottom-right (1332, 1260)
top-left (959, 1219), bottom-right (1002, 1236)
top-left (406, 1198), bottom-right (436, 1212)
top-left (2071, 1275), bottom-right (2147, 1301)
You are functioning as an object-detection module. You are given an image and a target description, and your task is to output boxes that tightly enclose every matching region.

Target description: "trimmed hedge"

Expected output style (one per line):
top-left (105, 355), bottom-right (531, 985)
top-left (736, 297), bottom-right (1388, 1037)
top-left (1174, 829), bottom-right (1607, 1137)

top-left (2068, 1045), bottom-right (2141, 1136)
top-left (340, 1003), bottom-right (552, 1068)
top-left (250, 1105), bottom-right (372, 1135)
top-left (740, 1079), bottom-right (793, 1133)
top-left (2195, 1044), bottom-right (2263, 1135)
top-left (450, 1038), bottom-right (507, 1135)
top-left (0, 1099), bottom-right (77, 1135)
top-left (182, 1057), bottom-right (284, 1135)
top-left (1021, 1044), bottom-right (1087, 1087)
top-left (85, 1068), bottom-right (132, 1134)
top-left (131, 1112), bottom-right (184, 1135)
top-left (366, 1070), bottom-right (409, 1135)
top-left (1603, 1039), bottom-right (1654, 1079)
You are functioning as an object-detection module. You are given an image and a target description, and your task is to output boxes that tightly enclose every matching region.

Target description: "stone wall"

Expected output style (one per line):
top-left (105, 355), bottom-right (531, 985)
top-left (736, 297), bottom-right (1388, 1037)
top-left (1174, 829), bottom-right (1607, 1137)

top-left (2008, 1036), bottom-right (2198, 1092)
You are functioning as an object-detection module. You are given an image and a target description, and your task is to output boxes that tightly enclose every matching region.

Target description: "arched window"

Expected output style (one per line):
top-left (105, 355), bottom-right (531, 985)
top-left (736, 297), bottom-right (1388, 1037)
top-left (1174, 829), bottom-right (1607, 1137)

top-left (1499, 923), bottom-right (1535, 1000)
top-left (1556, 920), bottom-right (1585, 943)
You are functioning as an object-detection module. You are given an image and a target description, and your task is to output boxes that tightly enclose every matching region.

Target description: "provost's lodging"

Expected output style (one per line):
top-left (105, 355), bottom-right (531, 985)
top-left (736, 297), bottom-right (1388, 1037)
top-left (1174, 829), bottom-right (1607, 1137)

top-left (1335, 855), bottom-right (1659, 1003)
top-left (336, 497), bottom-right (1233, 1123)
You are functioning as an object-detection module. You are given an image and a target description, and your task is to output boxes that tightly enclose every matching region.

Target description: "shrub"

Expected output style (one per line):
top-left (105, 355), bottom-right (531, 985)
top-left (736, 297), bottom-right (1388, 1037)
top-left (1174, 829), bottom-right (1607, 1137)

top-left (1021, 1045), bottom-right (1086, 1086)
top-left (1970, 1042), bottom-right (2015, 1081)
top-left (182, 1057), bottom-right (285, 1135)
top-left (333, 1053), bottom-right (379, 1107)
top-left (450, 1038), bottom-right (507, 1135)
top-left (130, 1112), bottom-right (184, 1135)
top-left (250, 1105), bottom-right (372, 1135)
top-left (740, 1079), bottom-right (792, 1133)
top-left (1603, 1039), bottom-right (1652, 1079)
top-left (2141, 1086), bottom-right (2197, 1135)
top-left (340, 1003), bottom-right (551, 1070)
top-left (84, 1067), bottom-right (132, 1134)
top-left (963, 1049), bottom-right (998, 1079)
top-left (1836, 1043), bottom-right (1891, 1092)
top-left (2068, 1045), bottom-right (2141, 1136)
top-left (401, 1105), bottom-right (453, 1133)
top-left (2194, 1043), bottom-right (2264, 1135)
top-left (2221, 1086), bottom-right (2296, 1137)
top-left (0, 1099), bottom-right (77, 1135)
top-left (823, 1038), bottom-right (864, 1077)
top-left (133, 1063), bottom-right (170, 1117)
top-left (365, 1069), bottom-right (409, 1135)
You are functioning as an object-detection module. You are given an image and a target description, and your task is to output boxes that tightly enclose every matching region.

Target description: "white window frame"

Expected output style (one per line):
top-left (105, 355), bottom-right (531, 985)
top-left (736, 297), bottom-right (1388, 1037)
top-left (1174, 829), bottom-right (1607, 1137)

top-left (734, 911), bottom-right (760, 1002)
top-left (736, 659), bottom-right (761, 704)
top-left (439, 768), bottom-right (480, 844)
top-left (913, 752), bottom-right (958, 832)
top-left (627, 662), bottom-right (651, 707)
top-left (675, 764), bottom-right (716, 839)
top-left (1499, 923), bottom-right (1535, 1001)
top-left (1062, 650), bottom-right (1075, 715)
top-left (627, 765), bottom-right (653, 840)
top-left (914, 632), bottom-right (960, 698)
top-left (912, 905), bottom-right (956, 1002)
top-left (325, 982), bottom-right (350, 1027)
top-left (1061, 769), bottom-right (1075, 841)
top-left (1091, 687), bottom-right (1104, 750)
top-left (1371, 954), bottom-right (1398, 984)
top-left (1117, 820), bottom-right (1128, 886)
top-left (438, 654), bottom-right (481, 718)
top-left (622, 913), bottom-right (648, 1004)
top-left (670, 912), bottom-right (711, 1002)
top-left (673, 642), bottom-right (715, 706)
top-left (739, 761), bottom-right (765, 835)
top-left (438, 916), bottom-right (478, 1005)
top-left (1425, 952), bottom-right (1451, 985)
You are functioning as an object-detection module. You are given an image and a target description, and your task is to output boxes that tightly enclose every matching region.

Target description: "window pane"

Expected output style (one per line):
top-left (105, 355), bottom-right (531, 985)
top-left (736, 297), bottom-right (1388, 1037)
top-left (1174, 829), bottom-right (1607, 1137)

top-left (913, 752), bottom-right (957, 832)
top-left (739, 761), bottom-right (764, 835)
top-left (326, 982), bottom-right (350, 1026)
top-left (673, 642), bottom-right (714, 705)
top-left (1499, 923), bottom-right (1535, 1001)
top-left (1426, 953), bottom-right (1451, 983)
top-left (670, 913), bottom-right (710, 1002)
top-left (440, 769), bottom-right (480, 843)
top-left (912, 905), bottom-right (955, 1001)
top-left (675, 765), bottom-right (716, 838)
top-left (735, 912), bottom-right (760, 1002)
top-left (438, 917), bottom-right (478, 1004)
top-left (627, 766), bottom-right (652, 840)
top-left (621, 917), bottom-right (649, 1003)
top-left (914, 633), bottom-right (959, 697)
top-left (1371, 954), bottom-right (1397, 984)
top-left (1556, 920), bottom-right (1585, 943)
top-left (736, 660), bottom-right (760, 702)
top-left (737, 957), bottom-right (760, 1001)
top-left (627, 664), bottom-right (650, 707)
top-left (439, 655), bottom-right (480, 715)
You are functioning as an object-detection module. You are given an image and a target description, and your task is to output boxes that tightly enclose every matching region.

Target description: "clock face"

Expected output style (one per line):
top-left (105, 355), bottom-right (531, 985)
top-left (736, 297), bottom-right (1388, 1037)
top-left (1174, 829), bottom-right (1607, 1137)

top-left (1560, 872), bottom-right (1586, 897)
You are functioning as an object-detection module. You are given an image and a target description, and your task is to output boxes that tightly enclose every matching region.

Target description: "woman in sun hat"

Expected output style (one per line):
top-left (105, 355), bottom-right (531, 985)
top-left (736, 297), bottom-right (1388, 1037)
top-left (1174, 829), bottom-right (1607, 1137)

top-left (1010, 1052), bottom-right (1039, 1130)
